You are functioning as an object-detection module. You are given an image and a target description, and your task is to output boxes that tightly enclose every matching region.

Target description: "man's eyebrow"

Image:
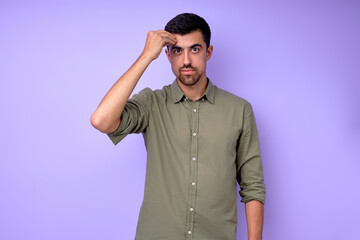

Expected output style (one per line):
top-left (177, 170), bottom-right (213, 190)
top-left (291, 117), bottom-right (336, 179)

top-left (171, 46), bottom-right (182, 50)
top-left (190, 43), bottom-right (202, 48)
top-left (171, 44), bottom-right (203, 50)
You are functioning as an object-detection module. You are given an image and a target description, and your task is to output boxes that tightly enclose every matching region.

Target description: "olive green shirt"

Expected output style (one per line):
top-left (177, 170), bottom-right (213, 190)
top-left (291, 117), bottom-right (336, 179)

top-left (108, 79), bottom-right (265, 240)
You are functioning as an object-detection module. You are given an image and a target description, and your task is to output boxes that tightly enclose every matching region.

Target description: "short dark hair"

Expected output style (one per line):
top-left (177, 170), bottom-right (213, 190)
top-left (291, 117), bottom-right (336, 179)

top-left (165, 13), bottom-right (211, 48)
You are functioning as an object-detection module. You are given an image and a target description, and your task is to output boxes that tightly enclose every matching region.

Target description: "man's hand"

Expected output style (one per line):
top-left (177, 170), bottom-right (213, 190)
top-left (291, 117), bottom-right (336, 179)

top-left (141, 30), bottom-right (176, 61)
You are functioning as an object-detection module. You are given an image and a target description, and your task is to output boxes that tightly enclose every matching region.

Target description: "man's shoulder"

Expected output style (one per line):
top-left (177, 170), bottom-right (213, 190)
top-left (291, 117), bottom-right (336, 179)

top-left (133, 83), bottom-right (172, 102)
top-left (135, 82), bottom-right (167, 94)
top-left (215, 86), bottom-right (251, 107)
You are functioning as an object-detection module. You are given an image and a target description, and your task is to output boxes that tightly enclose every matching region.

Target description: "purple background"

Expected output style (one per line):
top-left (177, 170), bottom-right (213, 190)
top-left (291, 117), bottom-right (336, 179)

top-left (1, 0), bottom-right (359, 239)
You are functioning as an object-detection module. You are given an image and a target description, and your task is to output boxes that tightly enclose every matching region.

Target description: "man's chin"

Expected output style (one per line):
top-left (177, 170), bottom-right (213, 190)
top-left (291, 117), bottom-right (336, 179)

top-left (178, 75), bottom-right (201, 87)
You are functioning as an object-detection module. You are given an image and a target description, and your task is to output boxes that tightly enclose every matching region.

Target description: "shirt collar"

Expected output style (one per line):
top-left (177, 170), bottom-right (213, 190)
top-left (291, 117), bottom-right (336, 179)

top-left (170, 78), bottom-right (215, 104)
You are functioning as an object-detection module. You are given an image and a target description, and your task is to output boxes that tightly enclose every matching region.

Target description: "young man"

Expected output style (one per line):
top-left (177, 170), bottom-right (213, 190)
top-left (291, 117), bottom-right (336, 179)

top-left (91, 13), bottom-right (265, 240)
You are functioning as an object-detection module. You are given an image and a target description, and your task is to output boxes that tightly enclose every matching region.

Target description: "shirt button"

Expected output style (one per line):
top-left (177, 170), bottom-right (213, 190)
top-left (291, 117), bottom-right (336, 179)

top-left (190, 208), bottom-right (194, 211)
top-left (188, 231), bottom-right (192, 235)
top-left (191, 182), bottom-right (196, 186)
top-left (192, 132), bottom-right (196, 136)
top-left (192, 157), bottom-right (196, 161)
top-left (193, 109), bottom-right (197, 112)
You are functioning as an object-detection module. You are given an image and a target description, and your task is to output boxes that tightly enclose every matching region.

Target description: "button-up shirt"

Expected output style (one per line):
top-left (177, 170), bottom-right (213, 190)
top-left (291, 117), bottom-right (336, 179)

top-left (108, 79), bottom-right (265, 240)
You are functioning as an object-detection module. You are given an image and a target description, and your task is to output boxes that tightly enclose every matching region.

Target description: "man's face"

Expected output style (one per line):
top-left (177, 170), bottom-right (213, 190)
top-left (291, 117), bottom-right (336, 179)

top-left (165, 30), bottom-right (213, 87)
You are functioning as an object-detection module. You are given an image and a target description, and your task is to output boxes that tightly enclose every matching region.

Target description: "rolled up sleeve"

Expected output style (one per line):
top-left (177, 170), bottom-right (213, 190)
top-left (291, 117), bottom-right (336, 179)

top-left (236, 102), bottom-right (266, 204)
top-left (107, 88), bottom-right (152, 145)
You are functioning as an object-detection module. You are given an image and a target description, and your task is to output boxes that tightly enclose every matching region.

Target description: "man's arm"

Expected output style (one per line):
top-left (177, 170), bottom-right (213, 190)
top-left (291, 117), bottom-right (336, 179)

top-left (236, 102), bottom-right (265, 240)
top-left (90, 30), bottom-right (176, 133)
top-left (245, 200), bottom-right (264, 240)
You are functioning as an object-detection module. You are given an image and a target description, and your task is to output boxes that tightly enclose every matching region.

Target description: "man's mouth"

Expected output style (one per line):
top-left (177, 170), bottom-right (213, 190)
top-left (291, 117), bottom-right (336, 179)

top-left (181, 69), bottom-right (195, 74)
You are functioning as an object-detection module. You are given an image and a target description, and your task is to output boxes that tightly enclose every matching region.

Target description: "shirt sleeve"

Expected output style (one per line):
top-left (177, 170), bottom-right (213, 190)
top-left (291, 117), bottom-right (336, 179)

top-left (107, 88), bottom-right (152, 145)
top-left (236, 102), bottom-right (266, 204)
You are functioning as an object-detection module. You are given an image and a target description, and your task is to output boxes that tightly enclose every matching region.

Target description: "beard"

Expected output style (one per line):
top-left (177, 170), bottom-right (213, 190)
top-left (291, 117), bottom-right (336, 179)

top-left (177, 64), bottom-right (201, 86)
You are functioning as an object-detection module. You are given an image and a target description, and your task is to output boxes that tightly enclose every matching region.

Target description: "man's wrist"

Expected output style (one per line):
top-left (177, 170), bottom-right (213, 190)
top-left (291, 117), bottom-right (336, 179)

top-left (139, 50), bottom-right (157, 63)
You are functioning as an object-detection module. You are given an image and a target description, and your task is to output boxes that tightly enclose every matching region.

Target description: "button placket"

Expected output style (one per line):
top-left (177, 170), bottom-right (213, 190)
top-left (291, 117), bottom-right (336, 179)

top-left (185, 100), bottom-right (200, 239)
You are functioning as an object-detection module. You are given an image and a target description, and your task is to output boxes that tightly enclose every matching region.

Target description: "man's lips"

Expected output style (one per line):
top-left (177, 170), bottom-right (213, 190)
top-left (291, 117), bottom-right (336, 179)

top-left (181, 69), bottom-right (195, 74)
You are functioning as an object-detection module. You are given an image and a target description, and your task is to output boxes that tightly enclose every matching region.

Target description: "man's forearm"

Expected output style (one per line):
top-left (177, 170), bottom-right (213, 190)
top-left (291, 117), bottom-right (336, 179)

top-left (245, 200), bottom-right (264, 240)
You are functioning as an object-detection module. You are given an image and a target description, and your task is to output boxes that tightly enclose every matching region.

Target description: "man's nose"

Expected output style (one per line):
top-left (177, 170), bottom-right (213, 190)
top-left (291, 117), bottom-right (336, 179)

top-left (183, 50), bottom-right (191, 66)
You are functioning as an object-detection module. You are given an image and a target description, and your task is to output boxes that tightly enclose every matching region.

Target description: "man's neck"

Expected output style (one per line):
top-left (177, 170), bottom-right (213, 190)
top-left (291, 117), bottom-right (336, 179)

top-left (176, 76), bottom-right (208, 101)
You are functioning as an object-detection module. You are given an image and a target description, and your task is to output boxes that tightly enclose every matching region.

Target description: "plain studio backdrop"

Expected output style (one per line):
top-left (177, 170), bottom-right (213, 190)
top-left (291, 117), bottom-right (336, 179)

top-left (1, 0), bottom-right (359, 239)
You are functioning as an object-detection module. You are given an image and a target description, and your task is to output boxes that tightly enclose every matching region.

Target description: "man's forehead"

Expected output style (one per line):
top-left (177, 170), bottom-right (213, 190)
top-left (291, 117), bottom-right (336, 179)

top-left (170, 30), bottom-right (206, 48)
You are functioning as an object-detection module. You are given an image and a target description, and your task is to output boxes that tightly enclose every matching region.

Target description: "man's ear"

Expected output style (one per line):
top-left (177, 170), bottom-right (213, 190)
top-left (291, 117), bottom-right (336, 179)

top-left (206, 45), bottom-right (213, 61)
top-left (165, 48), bottom-right (171, 63)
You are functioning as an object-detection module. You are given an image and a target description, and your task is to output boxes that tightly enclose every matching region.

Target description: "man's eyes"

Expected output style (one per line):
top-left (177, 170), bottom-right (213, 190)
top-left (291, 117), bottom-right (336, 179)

top-left (172, 47), bottom-right (200, 54)
top-left (192, 47), bottom-right (199, 52)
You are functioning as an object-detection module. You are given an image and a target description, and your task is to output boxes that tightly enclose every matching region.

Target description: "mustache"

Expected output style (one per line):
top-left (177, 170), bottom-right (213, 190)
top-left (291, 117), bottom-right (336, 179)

top-left (180, 64), bottom-right (196, 70)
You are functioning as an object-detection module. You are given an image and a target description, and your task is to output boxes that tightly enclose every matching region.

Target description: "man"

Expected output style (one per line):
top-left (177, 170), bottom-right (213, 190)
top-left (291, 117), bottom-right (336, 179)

top-left (91, 13), bottom-right (265, 240)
